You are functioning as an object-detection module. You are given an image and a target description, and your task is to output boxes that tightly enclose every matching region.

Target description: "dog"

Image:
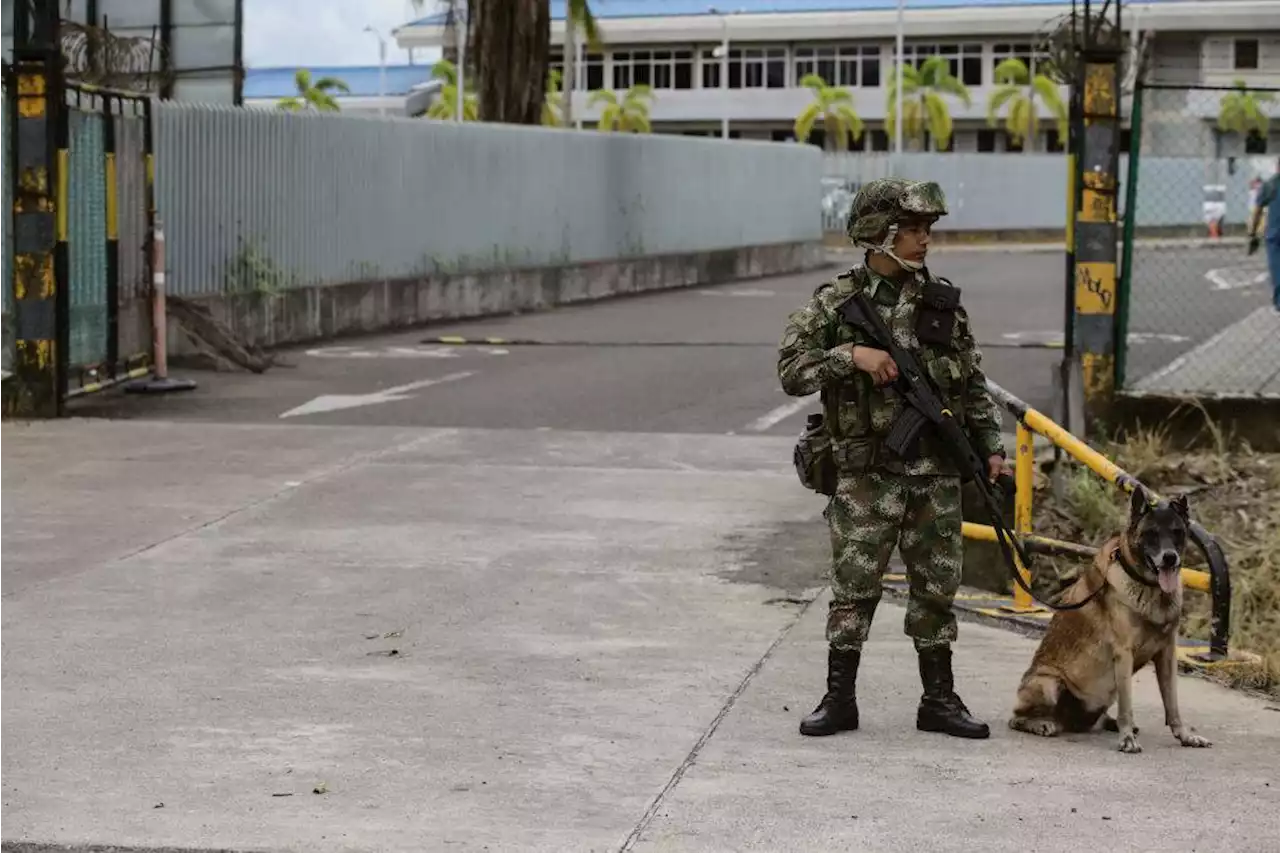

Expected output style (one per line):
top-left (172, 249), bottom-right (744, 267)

top-left (1008, 489), bottom-right (1212, 754)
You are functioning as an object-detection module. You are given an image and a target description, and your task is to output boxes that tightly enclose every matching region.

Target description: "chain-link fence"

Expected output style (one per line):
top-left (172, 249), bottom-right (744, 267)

top-left (1118, 82), bottom-right (1279, 399)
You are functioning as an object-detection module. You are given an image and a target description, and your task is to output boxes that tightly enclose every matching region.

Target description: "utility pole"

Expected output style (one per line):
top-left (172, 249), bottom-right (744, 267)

top-left (5, 0), bottom-right (67, 417)
top-left (1066, 0), bottom-right (1124, 430)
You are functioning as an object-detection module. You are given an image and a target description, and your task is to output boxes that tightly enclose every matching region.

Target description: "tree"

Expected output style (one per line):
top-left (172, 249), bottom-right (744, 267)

top-left (424, 59), bottom-right (479, 121)
top-left (410, 0), bottom-right (551, 125)
top-left (543, 68), bottom-right (564, 127)
top-left (793, 73), bottom-right (865, 151)
top-left (276, 69), bottom-right (350, 113)
top-left (885, 56), bottom-right (972, 151)
top-left (589, 86), bottom-right (654, 133)
top-left (470, 0), bottom-right (551, 124)
top-left (561, 0), bottom-right (605, 129)
top-left (1217, 79), bottom-right (1274, 147)
top-left (986, 57), bottom-right (1068, 151)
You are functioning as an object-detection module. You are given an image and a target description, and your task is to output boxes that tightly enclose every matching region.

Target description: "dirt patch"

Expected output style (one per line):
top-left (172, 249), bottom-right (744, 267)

top-left (1032, 423), bottom-right (1280, 698)
top-left (718, 518), bottom-right (831, 599)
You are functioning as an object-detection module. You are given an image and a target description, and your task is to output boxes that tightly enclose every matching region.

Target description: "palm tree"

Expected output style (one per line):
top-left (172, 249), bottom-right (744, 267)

top-left (543, 68), bottom-right (564, 127)
top-left (561, 0), bottom-right (605, 129)
top-left (1217, 79), bottom-right (1275, 149)
top-left (589, 86), bottom-right (654, 133)
top-left (793, 74), bottom-right (865, 151)
top-left (276, 69), bottom-right (350, 113)
top-left (885, 56), bottom-right (972, 151)
top-left (424, 58), bottom-right (479, 121)
top-left (987, 57), bottom-right (1068, 151)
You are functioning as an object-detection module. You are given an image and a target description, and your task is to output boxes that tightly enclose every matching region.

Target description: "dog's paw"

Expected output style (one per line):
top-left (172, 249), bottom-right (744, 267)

top-left (1177, 731), bottom-right (1212, 748)
top-left (1009, 717), bottom-right (1059, 737)
top-left (1118, 731), bottom-right (1143, 754)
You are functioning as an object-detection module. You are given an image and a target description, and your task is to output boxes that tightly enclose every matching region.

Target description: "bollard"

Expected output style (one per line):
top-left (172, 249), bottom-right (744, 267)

top-left (125, 220), bottom-right (197, 394)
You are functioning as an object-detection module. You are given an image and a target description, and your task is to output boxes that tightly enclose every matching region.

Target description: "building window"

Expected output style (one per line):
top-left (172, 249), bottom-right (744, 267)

top-left (614, 49), bottom-right (695, 90)
top-left (900, 43), bottom-right (983, 86)
top-left (977, 129), bottom-right (998, 152)
top-left (993, 42), bottom-right (1045, 79)
top-left (795, 45), bottom-right (879, 87)
top-left (1044, 128), bottom-right (1066, 153)
top-left (701, 47), bottom-right (786, 89)
top-left (868, 129), bottom-right (889, 151)
top-left (584, 53), bottom-right (604, 90)
top-left (1235, 39), bottom-right (1259, 70)
top-left (1245, 130), bottom-right (1268, 154)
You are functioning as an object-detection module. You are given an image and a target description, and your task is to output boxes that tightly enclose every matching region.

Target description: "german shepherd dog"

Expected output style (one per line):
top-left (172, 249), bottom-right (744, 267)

top-left (1008, 490), bottom-right (1213, 754)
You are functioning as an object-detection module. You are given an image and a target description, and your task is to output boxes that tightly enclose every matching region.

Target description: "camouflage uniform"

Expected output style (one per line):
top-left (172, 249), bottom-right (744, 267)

top-left (780, 178), bottom-right (1001, 739)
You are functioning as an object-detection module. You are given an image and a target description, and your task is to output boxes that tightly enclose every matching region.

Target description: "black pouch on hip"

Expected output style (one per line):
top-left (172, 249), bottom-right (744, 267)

top-left (915, 278), bottom-right (960, 348)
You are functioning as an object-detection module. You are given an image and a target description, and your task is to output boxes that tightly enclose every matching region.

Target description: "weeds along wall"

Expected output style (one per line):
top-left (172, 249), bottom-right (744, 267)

top-left (151, 104), bottom-right (824, 298)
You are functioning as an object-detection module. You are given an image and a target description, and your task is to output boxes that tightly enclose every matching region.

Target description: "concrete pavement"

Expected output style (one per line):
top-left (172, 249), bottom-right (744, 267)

top-left (5, 419), bottom-right (1280, 853)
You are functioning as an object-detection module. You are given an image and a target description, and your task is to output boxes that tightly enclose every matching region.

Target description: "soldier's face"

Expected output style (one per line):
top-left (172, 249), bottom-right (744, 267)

top-left (893, 217), bottom-right (933, 262)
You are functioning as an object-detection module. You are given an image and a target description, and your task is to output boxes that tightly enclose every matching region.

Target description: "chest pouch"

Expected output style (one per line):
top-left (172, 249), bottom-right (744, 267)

top-left (915, 278), bottom-right (961, 348)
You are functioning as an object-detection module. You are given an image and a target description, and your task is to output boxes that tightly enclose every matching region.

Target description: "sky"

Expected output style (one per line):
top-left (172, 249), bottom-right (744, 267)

top-left (243, 0), bottom-right (445, 69)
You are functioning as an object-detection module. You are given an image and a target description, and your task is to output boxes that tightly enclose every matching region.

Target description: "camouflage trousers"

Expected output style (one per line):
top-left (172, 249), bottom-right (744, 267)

top-left (822, 471), bottom-right (964, 652)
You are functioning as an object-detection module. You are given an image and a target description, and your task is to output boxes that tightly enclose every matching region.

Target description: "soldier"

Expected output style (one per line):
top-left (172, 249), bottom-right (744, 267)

top-left (778, 178), bottom-right (1006, 740)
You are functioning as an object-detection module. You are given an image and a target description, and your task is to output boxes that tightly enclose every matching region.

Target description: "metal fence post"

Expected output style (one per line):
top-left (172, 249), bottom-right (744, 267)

top-left (1114, 82), bottom-right (1144, 391)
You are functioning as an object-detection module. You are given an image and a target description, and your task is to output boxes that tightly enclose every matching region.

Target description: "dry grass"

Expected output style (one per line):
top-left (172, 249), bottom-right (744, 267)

top-left (1031, 419), bottom-right (1280, 698)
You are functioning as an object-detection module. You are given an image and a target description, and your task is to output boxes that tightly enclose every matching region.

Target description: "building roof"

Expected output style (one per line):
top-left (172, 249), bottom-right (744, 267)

top-left (400, 0), bottom-right (1182, 26)
top-left (243, 65), bottom-right (438, 99)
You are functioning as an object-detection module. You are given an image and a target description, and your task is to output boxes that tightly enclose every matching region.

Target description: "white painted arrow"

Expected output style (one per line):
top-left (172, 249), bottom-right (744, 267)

top-left (279, 371), bottom-right (475, 419)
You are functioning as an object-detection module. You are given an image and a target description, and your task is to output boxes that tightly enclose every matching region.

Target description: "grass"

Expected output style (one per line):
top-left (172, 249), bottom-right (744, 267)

top-left (1030, 418), bottom-right (1280, 698)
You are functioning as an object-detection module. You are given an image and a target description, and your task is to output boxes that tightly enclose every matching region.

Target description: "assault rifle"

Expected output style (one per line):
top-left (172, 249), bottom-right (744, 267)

top-left (836, 292), bottom-right (1098, 612)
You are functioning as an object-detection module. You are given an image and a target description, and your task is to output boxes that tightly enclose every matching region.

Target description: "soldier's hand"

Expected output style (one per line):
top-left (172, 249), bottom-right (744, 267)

top-left (846, 345), bottom-right (899, 386)
top-left (988, 454), bottom-right (1010, 483)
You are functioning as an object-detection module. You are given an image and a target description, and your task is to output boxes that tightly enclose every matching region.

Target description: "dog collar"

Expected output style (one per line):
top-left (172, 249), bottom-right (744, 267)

top-left (1114, 547), bottom-right (1161, 588)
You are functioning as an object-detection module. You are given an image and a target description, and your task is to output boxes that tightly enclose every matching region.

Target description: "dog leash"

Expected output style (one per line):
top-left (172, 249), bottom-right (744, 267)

top-left (987, 506), bottom-right (1107, 612)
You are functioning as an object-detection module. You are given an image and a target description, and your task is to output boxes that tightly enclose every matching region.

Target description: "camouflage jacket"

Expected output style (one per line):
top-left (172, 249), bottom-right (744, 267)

top-left (777, 263), bottom-right (1005, 477)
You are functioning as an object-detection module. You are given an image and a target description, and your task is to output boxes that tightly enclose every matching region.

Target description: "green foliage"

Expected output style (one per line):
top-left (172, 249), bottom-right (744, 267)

top-left (987, 57), bottom-right (1068, 150)
top-left (885, 56), bottom-right (972, 151)
top-left (1217, 79), bottom-right (1275, 139)
top-left (793, 74), bottom-right (864, 151)
top-left (543, 68), bottom-right (565, 127)
top-left (424, 59), bottom-right (479, 121)
top-left (276, 69), bottom-right (350, 113)
top-left (589, 86), bottom-right (654, 133)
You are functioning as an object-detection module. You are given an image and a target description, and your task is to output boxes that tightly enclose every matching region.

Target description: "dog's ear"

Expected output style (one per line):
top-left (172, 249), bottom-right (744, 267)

top-left (1171, 493), bottom-right (1190, 519)
top-left (1130, 488), bottom-right (1149, 519)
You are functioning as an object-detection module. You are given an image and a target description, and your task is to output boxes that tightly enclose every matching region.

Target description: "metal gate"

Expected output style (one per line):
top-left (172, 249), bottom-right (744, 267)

top-left (63, 82), bottom-right (155, 397)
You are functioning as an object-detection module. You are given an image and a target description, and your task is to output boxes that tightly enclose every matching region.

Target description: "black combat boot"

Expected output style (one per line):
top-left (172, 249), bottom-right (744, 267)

top-left (916, 646), bottom-right (990, 739)
top-left (799, 647), bottom-right (861, 736)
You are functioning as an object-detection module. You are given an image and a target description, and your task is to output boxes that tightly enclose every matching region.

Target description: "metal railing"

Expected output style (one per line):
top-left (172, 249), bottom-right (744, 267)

top-left (962, 379), bottom-right (1232, 662)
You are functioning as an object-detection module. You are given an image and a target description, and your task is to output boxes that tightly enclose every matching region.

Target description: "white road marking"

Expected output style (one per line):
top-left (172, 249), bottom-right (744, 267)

top-left (696, 288), bottom-right (777, 297)
top-left (744, 394), bottom-right (818, 432)
top-left (304, 345), bottom-right (507, 359)
top-left (1205, 266), bottom-right (1267, 291)
top-left (279, 371), bottom-right (475, 419)
top-left (1003, 330), bottom-right (1188, 345)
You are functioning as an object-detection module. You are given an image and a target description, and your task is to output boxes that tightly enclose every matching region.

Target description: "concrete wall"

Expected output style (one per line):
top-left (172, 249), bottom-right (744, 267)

top-left (820, 152), bottom-right (1273, 234)
top-left (151, 104), bottom-right (826, 352)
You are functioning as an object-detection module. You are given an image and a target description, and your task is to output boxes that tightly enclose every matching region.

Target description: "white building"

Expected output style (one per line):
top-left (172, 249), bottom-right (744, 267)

top-left (394, 0), bottom-right (1280, 155)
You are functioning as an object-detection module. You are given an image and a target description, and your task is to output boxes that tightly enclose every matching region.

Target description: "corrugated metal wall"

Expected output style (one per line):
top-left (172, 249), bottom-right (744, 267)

top-left (152, 105), bottom-right (824, 297)
top-left (820, 152), bottom-right (1256, 232)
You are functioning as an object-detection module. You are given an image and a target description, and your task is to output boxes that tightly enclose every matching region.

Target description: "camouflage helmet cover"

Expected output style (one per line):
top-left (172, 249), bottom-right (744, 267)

top-left (845, 178), bottom-right (948, 243)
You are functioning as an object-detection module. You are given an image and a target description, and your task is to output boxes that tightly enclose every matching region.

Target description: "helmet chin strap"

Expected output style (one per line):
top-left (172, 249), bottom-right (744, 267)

top-left (856, 224), bottom-right (924, 272)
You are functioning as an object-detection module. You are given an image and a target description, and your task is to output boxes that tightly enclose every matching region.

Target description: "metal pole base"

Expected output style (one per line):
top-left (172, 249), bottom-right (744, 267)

top-left (124, 375), bottom-right (198, 394)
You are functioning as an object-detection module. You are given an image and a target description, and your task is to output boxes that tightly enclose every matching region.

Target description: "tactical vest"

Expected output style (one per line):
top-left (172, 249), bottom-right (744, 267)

top-left (793, 264), bottom-right (973, 492)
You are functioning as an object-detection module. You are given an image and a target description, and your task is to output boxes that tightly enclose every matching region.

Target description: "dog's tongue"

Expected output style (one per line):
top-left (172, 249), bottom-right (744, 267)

top-left (1158, 568), bottom-right (1181, 594)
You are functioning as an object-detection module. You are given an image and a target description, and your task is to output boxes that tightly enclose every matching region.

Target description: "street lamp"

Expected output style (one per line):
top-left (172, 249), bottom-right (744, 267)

top-left (894, 0), bottom-right (905, 164)
top-left (708, 6), bottom-right (743, 140)
top-left (363, 25), bottom-right (388, 117)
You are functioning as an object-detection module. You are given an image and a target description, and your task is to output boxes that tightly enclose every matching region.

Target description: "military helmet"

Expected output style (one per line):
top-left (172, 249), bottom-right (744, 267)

top-left (845, 178), bottom-right (948, 243)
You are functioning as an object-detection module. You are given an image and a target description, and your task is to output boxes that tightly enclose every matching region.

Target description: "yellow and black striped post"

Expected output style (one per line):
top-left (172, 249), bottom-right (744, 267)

top-left (104, 93), bottom-right (121, 373)
top-left (1071, 56), bottom-right (1122, 424)
top-left (5, 57), bottom-right (67, 417)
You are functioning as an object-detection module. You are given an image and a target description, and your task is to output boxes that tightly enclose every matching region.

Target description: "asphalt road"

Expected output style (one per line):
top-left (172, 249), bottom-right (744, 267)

top-left (1123, 243), bottom-right (1272, 386)
top-left (72, 250), bottom-right (1072, 436)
